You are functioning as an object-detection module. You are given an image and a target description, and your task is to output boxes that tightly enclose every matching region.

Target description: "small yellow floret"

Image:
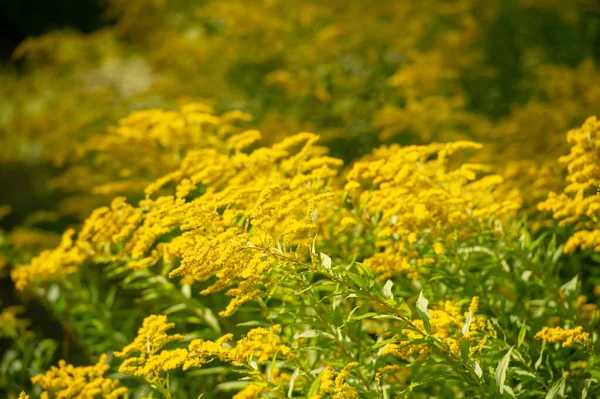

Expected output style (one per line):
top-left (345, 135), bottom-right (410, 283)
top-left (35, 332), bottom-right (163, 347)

top-left (534, 325), bottom-right (590, 348)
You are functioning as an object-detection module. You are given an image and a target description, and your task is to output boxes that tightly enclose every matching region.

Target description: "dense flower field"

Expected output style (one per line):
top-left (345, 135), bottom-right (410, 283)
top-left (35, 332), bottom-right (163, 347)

top-left (1, 0), bottom-right (600, 398)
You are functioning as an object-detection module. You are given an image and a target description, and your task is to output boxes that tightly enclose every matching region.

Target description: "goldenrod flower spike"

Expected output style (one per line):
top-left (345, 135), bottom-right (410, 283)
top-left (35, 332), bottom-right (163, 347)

top-left (381, 297), bottom-right (488, 360)
top-left (534, 326), bottom-right (590, 348)
top-left (113, 315), bottom-right (185, 379)
top-left (539, 117), bottom-right (600, 253)
top-left (184, 324), bottom-right (291, 369)
top-left (334, 362), bottom-right (359, 399)
top-left (346, 141), bottom-right (521, 280)
top-left (31, 354), bottom-right (127, 399)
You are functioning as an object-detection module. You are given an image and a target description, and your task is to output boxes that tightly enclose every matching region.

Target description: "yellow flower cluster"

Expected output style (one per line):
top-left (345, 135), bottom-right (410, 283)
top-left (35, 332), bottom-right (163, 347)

top-left (31, 354), bottom-right (127, 399)
top-left (185, 324), bottom-right (291, 369)
top-left (232, 384), bottom-right (263, 399)
top-left (333, 362), bottom-right (359, 399)
top-left (46, 103), bottom-right (253, 218)
top-left (534, 326), bottom-right (590, 348)
top-left (115, 315), bottom-right (291, 382)
top-left (12, 107), bottom-right (341, 316)
top-left (345, 142), bottom-right (521, 278)
top-left (11, 229), bottom-right (86, 290)
top-left (232, 369), bottom-right (291, 399)
top-left (310, 366), bottom-right (335, 399)
top-left (12, 102), bottom-right (530, 330)
top-left (382, 297), bottom-right (487, 360)
top-left (311, 362), bottom-right (358, 399)
top-left (113, 315), bottom-right (185, 380)
top-left (539, 116), bottom-right (600, 253)
top-left (3, 0), bottom-right (600, 231)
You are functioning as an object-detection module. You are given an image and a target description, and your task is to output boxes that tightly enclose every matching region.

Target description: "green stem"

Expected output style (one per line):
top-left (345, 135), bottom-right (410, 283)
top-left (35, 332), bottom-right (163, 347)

top-left (249, 245), bottom-right (490, 398)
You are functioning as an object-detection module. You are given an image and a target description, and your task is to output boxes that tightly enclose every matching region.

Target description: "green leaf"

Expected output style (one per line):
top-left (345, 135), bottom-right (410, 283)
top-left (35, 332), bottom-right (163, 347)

top-left (216, 381), bottom-right (252, 391)
top-left (518, 322), bottom-right (527, 348)
top-left (550, 243), bottom-right (563, 266)
top-left (462, 310), bottom-right (472, 336)
top-left (582, 377), bottom-right (597, 399)
top-left (495, 347), bottom-right (513, 394)
top-left (416, 291), bottom-right (431, 334)
top-left (181, 284), bottom-right (192, 298)
top-left (546, 356), bottom-right (554, 381)
top-left (163, 303), bottom-right (187, 315)
top-left (288, 367), bottom-right (300, 397)
top-left (560, 274), bottom-right (579, 301)
top-left (531, 231), bottom-right (550, 250)
top-left (296, 329), bottom-right (325, 339)
top-left (382, 280), bottom-right (394, 300)
top-left (236, 321), bottom-right (269, 327)
top-left (396, 297), bottom-right (412, 318)
top-left (203, 308), bottom-right (221, 333)
top-left (356, 262), bottom-right (375, 288)
top-left (350, 312), bottom-right (379, 321)
top-left (473, 361), bottom-right (483, 379)
top-left (346, 272), bottom-right (367, 290)
top-left (308, 368), bottom-right (326, 398)
top-left (346, 306), bottom-right (361, 322)
top-left (320, 253), bottom-right (332, 272)
top-left (535, 342), bottom-right (545, 371)
top-left (545, 376), bottom-right (566, 399)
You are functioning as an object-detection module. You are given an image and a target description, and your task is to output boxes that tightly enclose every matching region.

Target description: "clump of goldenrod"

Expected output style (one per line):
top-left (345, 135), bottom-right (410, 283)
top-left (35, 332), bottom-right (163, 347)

top-left (11, 228), bottom-right (86, 290)
top-left (539, 116), bottom-right (600, 253)
top-left (31, 354), bottom-right (127, 399)
top-left (345, 141), bottom-right (521, 280)
top-left (11, 110), bottom-right (342, 318)
top-left (381, 297), bottom-right (487, 360)
top-left (333, 362), bottom-right (359, 399)
top-left (184, 324), bottom-right (291, 368)
top-left (534, 326), bottom-right (591, 348)
top-left (113, 315), bottom-right (185, 380)
top-left (116, 315), bottom-right (291, 387)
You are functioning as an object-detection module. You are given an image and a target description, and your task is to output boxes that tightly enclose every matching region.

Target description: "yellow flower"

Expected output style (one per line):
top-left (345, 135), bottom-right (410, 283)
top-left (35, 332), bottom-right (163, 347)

top-left (11, 228), bottom-right (86, 290)
top-left (12, 113), bottom-right (341, 318)
top-left (31, 354), bottom-right (127, 399)
top-left (233, 384), bottom-right (263, 399)
top-left (469, 296), bottom-right (479, 313)
top-left (346, 141), bottom-right (520, 279)
top-left (407, 232), bottom-right (418, 244)
top-left (534, 326), bottom-right (590, 348)
top-left (183, 325), bottom-right (291, 371)
top-left (539, 117), bottom-right (600, 253)
top-left (334, 362), bottom-right (358, 399)
top-left (382, 297), bottom-right (487, 360)
top-left (114, 315), bottom-right (184, 379)
top-left (320, 366), bottom-right (335, 394)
